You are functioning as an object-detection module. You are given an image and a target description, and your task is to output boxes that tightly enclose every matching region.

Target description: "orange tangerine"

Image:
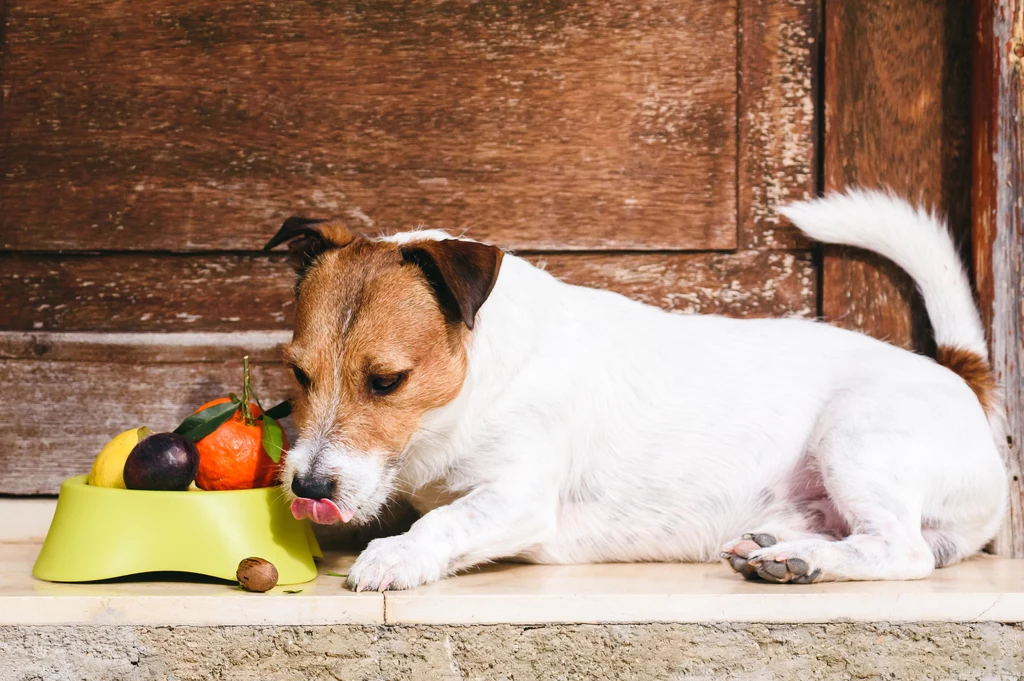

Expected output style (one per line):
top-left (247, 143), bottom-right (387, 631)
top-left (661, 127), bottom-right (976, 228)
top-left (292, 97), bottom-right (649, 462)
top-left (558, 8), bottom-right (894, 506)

top-left (192, 398), bottom-right (288, 491)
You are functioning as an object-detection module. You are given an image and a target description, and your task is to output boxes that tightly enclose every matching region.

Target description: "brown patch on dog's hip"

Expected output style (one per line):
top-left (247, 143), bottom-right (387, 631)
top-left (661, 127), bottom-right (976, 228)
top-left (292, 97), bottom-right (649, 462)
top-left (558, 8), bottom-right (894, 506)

top-left (936, 346), bottom-right (998, 414)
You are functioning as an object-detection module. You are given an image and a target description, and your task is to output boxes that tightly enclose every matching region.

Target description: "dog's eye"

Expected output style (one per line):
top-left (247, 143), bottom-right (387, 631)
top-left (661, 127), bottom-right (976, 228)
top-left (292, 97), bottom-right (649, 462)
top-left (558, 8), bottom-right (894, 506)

top-left (369, 372), bottom-right (407, 396)
top-left (291, 365), bottom-right (311, 391)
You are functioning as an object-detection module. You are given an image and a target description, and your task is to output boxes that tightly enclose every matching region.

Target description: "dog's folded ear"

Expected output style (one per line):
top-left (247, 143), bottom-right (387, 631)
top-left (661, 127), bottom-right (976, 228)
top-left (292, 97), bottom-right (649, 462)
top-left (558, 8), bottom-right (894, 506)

top-left (401, 239), bottom-right (504, 331)
top-left (264, 217), bottom-right (356, 274)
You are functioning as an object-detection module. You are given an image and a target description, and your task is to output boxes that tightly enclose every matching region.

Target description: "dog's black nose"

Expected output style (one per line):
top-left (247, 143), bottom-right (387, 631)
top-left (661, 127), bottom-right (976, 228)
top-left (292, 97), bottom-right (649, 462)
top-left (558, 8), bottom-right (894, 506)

top-left (291, 474), bottom-right (336, 500)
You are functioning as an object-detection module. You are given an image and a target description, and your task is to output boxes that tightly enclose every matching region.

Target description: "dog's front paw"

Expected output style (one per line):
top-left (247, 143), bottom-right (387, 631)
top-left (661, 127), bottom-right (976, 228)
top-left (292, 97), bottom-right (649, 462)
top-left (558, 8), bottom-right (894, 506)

top-left (346, 536), bottom-right (444, 592)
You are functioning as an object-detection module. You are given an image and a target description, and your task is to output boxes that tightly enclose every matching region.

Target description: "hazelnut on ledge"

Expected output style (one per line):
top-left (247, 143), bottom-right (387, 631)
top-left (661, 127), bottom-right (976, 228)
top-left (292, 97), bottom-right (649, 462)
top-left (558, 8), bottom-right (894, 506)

top-left (236, 557), bottom-right (279, 592)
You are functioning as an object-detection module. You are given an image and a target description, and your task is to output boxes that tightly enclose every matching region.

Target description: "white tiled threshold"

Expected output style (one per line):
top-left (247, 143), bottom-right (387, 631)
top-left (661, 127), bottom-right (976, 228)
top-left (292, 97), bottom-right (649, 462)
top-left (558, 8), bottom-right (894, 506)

top-left (3, 540), bottom-right (1023, 627)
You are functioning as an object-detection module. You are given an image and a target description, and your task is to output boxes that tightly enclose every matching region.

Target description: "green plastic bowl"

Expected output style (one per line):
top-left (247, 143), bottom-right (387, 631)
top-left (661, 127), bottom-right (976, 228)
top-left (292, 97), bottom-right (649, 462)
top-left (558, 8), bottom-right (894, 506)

top-left (33, 475), bottom-right (321, 585)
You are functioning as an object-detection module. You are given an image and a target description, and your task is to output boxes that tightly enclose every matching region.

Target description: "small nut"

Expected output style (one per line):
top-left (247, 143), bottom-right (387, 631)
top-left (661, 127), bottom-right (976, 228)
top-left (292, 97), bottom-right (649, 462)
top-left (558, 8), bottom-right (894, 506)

top-left (236, 557), bottom-right (279, 592)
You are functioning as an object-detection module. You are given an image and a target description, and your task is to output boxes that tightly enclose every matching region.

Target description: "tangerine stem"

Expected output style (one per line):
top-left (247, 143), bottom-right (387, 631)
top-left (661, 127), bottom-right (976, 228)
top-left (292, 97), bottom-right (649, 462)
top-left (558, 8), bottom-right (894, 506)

top-left (240, 355), bottom-right (255, 425)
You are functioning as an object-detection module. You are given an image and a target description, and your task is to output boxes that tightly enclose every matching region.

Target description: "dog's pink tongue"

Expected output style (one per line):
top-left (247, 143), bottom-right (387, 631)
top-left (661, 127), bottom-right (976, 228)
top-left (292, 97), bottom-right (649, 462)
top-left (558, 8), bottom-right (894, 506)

top-left (290, 497), bottom-right (354, 524)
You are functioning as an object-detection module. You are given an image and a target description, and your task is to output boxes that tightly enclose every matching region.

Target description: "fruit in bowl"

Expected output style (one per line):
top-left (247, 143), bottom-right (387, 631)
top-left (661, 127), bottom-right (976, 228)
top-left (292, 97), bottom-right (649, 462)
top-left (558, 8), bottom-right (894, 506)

top-left (123, 433), bottom-right (200, 491)
top-left (37, 357), bottom-right (316, 587)
top-left (86, 356), bottom-right (290, 492)
top-left (87, 426), bottom-right (152, 488)
top-left (192, 397), bottom-right (289, 491)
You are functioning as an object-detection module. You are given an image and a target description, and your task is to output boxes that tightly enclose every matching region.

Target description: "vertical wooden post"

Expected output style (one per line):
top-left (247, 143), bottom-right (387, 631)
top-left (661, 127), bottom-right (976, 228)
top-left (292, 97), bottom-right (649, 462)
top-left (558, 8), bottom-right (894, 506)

top-left (822, 1), bottom-right (972, 352)
top-left (973, 0), bottom-right (1024, 557)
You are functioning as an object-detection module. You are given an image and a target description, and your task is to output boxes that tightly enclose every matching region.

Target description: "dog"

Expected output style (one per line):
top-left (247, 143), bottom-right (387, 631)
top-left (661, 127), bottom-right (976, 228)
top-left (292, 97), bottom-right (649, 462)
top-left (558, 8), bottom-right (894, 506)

top-left (265, 190), bottom-right (1007, 590)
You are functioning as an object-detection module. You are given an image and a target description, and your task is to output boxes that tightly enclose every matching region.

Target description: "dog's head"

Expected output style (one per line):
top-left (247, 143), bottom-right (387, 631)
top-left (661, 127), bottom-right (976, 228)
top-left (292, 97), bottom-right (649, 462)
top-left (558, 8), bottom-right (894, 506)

top-left (264, 218), bottom-right (503, 525)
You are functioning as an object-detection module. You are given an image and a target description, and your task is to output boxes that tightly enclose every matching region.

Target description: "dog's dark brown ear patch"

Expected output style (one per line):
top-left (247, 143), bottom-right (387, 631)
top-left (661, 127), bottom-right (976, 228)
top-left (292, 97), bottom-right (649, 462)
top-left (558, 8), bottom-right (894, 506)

top-left (401, 239), bottom-right (504, 330)
top-left (264, 217), bottom-right (356, 274)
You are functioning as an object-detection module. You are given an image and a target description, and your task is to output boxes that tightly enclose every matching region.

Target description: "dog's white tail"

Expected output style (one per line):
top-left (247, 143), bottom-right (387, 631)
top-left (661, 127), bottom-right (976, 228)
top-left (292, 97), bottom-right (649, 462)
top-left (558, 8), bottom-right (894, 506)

top-left (780, 189), bottom-right (997, 413)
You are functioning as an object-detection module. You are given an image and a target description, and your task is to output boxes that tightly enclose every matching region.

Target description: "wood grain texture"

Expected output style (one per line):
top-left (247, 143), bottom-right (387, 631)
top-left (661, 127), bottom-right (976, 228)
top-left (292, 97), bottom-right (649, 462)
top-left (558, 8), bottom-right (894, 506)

top-left (0, 0), bottom-right (737, 252)
top-left (972, 0), bottom-right (1024, 557)
top-left (0, 331), bottom-right (290, 363)
top-left (0, 251), bottom-right (817, 332)
top-left (822, 0), bottom-right (972, 352)
top-left (0, 360), bottom-right (294, 495)
top-left (536, 251), bottom-right (815, 319)
top-left (0, 247), bottom-right (817, 494)
top-left (738, 0), bottom-right (819, 249)
top-left (0, 245), bottom-right (815, 493)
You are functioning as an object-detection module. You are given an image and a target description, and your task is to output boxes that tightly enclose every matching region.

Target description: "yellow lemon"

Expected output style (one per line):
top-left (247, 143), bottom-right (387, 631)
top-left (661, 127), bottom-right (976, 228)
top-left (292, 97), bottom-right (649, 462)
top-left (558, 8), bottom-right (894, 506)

top-left (87, 427), bottom-right (152, 488)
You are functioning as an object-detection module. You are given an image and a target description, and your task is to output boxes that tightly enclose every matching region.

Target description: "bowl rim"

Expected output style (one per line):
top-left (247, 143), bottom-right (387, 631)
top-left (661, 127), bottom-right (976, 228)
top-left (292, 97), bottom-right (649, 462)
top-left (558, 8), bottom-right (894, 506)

top-left (66, 474), bottom-right (286, 496)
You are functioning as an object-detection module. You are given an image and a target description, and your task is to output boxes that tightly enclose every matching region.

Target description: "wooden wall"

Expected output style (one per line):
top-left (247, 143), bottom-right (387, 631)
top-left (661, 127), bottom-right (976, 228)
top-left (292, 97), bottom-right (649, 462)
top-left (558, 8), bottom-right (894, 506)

top-left (821, 0), bottom-right (972, 353)
top-left (821, 0), bottom-right (1021, 555)
top-left (973, 0), bottom-right (1024, 557)
top-left (0, 0), bottom-right (820, 494)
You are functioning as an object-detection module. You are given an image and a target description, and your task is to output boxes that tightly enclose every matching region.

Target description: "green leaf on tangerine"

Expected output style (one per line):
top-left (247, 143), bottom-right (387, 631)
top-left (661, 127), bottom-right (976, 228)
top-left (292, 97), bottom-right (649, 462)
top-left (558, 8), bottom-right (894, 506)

top-left (174, 400), bottom-right (240, 442)
top-left (264, 400), bottom-right (292, 420)
top-left (261, 414), bottom-right (284, 464)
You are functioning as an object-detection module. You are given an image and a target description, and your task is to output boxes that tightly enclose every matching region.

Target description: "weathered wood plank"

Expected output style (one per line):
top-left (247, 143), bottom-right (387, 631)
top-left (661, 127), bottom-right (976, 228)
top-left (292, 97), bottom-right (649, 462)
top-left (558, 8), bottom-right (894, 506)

top-left (0, 0), bottom-right (737, 252)
top-left (0, 331), bottom-right (290, 363)
top-left (537, 251), bottom-right (815, 319)
top-left (0, 247), bottom-right (817, 495)
top-left (0, 254), bottom-right (295, 332)
top-left (738, 0), bottom-right (819, 249)
top-left (822, 0), bottom-right (972, 352)
top-left (0, 251), bottom-right (817, 332)
top-left (972, 0), bottom-right (1024, 557)
top-left (0, 361), bottom-right (294, 495)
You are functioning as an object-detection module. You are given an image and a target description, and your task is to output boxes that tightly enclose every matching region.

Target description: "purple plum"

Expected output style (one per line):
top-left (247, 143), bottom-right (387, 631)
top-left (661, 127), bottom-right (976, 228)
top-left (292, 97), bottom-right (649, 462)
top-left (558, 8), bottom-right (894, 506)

top-left (123, 433), bottom-right (200, 491)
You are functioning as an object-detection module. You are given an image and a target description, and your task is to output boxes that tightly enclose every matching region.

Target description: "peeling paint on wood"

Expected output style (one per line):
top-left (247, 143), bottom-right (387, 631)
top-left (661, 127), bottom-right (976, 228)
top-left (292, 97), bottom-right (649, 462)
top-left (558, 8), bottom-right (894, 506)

top-left (0, 331), bottom-right (291, 363)
top-left (0, 251), bottom-right (817, 332)
top-left (536, 251), bottom-right (816, 319)
top-left (739, 0), bottom-right (819, 249)
top-left (0, 249), bottom-right (817, 494)
top-left (972, 0), bottom-right (1024, 557)
top-left (0, 0), bottom-right (738, 252)
top-left (0, 0), bottom-right (830, 497)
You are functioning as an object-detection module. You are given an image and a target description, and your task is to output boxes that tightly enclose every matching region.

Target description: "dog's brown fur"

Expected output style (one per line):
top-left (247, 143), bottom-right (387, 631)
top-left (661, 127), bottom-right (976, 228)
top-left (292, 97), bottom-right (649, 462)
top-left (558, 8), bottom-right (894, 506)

top-left (266, 221), bottom-right (502, 461)
top-left (936, 346), bottom-right (998, 415)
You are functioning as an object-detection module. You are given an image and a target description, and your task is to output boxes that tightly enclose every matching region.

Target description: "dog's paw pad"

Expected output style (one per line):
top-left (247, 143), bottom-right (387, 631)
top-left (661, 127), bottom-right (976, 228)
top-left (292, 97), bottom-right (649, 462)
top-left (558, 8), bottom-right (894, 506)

top-left (723, 535), bottom-right (821, 584)
top-left (723, 533), bottom-right (777, 580)
top-left (743, 533), bottom-right (778, 548)
top-left (727, 554), bottom-right (760, 580)
top-left (729, 539), bottom-right (762, 559)
top-left (748, 556), bottom-right (821, 584)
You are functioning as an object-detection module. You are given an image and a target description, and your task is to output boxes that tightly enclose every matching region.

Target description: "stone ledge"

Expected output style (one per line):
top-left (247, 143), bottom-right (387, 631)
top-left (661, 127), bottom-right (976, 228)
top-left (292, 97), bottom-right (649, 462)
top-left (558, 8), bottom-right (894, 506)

top-left (3, 622), bottom-right (1024, 681)
top-left (4, 542), bottom-right (1024, 627)
top-left (382, 557), bottom-right (1024, 625)
top-left (1, 544), bottom-right (380, 626)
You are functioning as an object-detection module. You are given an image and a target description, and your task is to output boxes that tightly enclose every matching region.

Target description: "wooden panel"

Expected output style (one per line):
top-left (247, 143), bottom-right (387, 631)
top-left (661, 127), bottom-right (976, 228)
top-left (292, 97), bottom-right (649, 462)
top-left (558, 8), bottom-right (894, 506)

top-left (0, 0), bottom-right (737, 252)
top-left (0, 331), bottom-right (290, 363)
top-left (0, 254), bottom-right (295, 332)
top-left (0, 360), bottom-right (293, 495)
top-left (537, 251), bottom-right (815, 319)
top-left (0, 251), bottom-right (817, 332)
top-left (822, 0), bottom-right (972, 352)
top-left (972, 0), bottom-right (1024, 557)
top-left (738, 0), bottom-right (819, 249)
top-left (0, 247), bottom-right (816, 494)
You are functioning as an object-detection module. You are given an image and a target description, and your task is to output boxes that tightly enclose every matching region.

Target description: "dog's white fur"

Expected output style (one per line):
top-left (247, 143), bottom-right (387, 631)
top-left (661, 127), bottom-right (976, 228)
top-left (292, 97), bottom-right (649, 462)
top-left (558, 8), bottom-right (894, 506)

top-left (330, 190), bottom-right (1008, 590)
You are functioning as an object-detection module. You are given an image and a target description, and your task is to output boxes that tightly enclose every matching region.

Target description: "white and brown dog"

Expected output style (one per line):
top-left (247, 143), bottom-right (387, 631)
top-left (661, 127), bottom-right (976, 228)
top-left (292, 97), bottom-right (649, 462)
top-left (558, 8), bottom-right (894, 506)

top-left (265, 190), bottom-right (1007, 591)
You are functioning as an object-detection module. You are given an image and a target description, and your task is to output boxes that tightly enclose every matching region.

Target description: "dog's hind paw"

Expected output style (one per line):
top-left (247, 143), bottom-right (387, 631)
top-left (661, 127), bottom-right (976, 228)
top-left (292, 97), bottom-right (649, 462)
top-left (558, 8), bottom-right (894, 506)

top-left (721, 533), bottom-right (822, 584)
top-left (721, 532), bottom-right (776, 580)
